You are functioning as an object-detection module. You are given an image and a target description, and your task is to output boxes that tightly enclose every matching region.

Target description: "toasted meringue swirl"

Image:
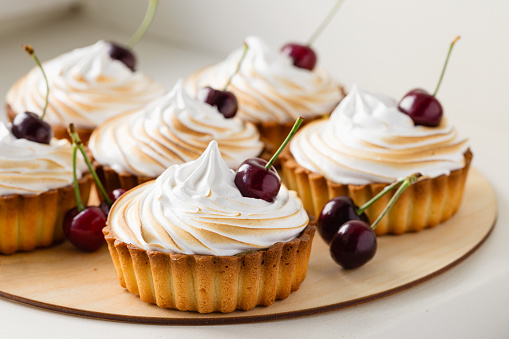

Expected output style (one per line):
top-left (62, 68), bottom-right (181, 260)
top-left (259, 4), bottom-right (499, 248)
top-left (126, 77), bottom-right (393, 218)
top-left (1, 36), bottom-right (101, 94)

top-left (89, 80), bottom-right (263, 177)
top-left (184, 36), bottom-right (343, 124)
top-left (0, 122), bottom-right (87, 195)
top-left (290, 86), bottom-right (470, 185)
top-left (5, 40), bottom-right (164, 130)
top-left (109, 141), bottom-right (309, 256)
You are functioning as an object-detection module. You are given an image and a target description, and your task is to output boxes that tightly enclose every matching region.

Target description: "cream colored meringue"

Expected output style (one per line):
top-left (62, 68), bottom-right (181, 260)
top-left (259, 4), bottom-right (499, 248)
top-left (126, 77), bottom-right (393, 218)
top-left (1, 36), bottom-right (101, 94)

top-left (89, 80), bottom-right (264, 177)
top-left (290, 85), bottom-right (469, 184)
top-left (184, 36), bottom-right (343, 124)
top-left (6, 40), bottom-right (164, 129)
top-left (109, 141), bottom-right (309, 256)
top-left (0, 122), bottom-right (87, 195)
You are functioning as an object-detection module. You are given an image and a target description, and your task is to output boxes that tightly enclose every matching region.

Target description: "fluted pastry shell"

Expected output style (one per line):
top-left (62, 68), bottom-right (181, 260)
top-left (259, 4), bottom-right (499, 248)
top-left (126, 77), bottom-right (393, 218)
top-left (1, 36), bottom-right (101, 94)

top-left (0, 174), bottom-right (93, 254)
top-left (280, 149), bottom-right (472, 235)
top-left (103, 223), bottom-right (315, 313)
top-left (94, 164), bottom-right (153, 194)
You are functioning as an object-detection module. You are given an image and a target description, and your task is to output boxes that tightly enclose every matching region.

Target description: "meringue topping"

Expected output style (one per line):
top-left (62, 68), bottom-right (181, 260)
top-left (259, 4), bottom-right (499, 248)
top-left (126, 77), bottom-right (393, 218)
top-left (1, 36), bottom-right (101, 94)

top-left (0, 122), bottom-right (87, 195)
top-left (290, 86), bottom-right (469, 184)
top-left (6, 40), bottom-right (164, 130)
top-left (184, 36), bottom-right (343, 124)
top-left (89, 80), bottom-right (264, 177)
top-left (109, 141), bottom-right (309, 256)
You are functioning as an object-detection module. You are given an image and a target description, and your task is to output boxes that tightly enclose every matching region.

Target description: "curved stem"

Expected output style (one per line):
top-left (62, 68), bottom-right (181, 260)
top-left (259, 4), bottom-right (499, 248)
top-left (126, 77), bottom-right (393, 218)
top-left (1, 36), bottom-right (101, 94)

top-left (72, 144), bottom-right (85, 212)
top-left (307, 0), bottom-right (345, 46)
top-left (356, 177), bottom-right (405, 215)
top-left (265, 117), bottom-right (304, 170)
top-left (370, 173), bottom-right (422, 230)
top-left (433, 36), bottom-right (460, 97)
top-left (223, 42), bottom-right (249, 91)
top-left (68, 124), bottom-right (112, 206)
top-left (24, 45), bottom-right (49, 120)
top-left (128, 0), bottom-right (159, 48)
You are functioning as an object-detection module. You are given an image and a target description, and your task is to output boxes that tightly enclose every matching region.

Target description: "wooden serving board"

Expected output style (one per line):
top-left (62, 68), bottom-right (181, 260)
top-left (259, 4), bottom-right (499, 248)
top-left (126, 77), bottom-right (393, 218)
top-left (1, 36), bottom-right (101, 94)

top-left (0, 169), bottom-right (497, 325)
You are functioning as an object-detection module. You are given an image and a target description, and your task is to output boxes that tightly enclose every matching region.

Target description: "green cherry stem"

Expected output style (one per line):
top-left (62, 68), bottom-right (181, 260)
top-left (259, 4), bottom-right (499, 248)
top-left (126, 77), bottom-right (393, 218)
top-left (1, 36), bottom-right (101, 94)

top-left (128, 0), bottom-right (159, 48)
top-left (67, 124), bottom-right (112, 206)
top-left (265, 117), bottom-right (304, 170)
top-left (72, 142), bottom-right (85, 212)
top-left (307, 0), bottom-right (345, 46)
top-left (433, 36), bottom-right (460, 97)
top-left (356, 178), bottom-right (406, 216)
top-left (24, 45), bottom-right (49, 120)
top-left (223, 42), bottom-right (249, 91)
top-left (370, 173), bottom-right (422, 230)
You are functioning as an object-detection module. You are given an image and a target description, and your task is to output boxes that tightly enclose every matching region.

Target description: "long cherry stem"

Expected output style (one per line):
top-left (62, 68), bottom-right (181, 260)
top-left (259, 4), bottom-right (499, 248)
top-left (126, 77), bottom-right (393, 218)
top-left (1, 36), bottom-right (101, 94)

top-left (24, 45), bottom-right (49, 120)
top-left (356, 177), bottom-right (406, 216)
top-left (223, 42), bottom-right (249, 91)
top-left (265, 117), bottom-right (304, 170)
top-left (128, 0), bottom-right (159, 48)
top-left (433, 36), bottom-right (460, 97)
top-left (68, 124), bottom-right (112, 206)
top-left (307, 0), bottom-right (345, 46)
top-left (72, 143), bottom-right (85, 212)
top-left (370, 173), bottom-right (422, 230)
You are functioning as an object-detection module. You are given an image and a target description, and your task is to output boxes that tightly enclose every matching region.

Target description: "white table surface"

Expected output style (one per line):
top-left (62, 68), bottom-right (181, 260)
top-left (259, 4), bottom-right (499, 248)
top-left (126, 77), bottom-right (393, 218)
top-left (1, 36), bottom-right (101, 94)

top-left (0, 13), bottom-right (507, 339)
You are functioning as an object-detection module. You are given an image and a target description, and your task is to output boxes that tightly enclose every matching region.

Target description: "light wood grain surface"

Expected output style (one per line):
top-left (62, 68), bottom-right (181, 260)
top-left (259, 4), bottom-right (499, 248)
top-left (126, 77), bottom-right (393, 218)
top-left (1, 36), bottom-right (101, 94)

top-left (0, 169), bottom-right (496, 325)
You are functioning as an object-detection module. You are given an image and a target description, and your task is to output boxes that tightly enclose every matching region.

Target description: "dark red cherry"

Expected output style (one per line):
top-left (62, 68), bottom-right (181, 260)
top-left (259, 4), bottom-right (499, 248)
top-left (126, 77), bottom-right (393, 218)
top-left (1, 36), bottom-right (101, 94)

top-left (398, 36), bottom-right (461, 128)
top-left (11, 111), bottom-right (53, 144)
top-left (107, 42), bottom-right (136, 72)
top-left (330, 220), bottom-right (377, 269)
top-left (234, 117), bottom-right (303, 202)
top-left (197, 43), bottom-right (245, 118)
top-left (198, 86), bottom-right (238, 118)
top-left (234, 158), bottom-right (280, 202)
top-left (281, 43), bottom-right (317, 70)
top-left (17, 46), bottom-right (53, 144)
top-left (279, 0), bottom-right (345, 70)
top-left (99, 201), bottom-right (109, 216)
top-left (109, 188), bottom-right (127, 202)
top-left (63, 206), bottom-right (107, 252)
top-left (318, 196), bottom-right (370, 244)
top-left (63, 207), bottom-right (80, 239)
top-left (99, 188), bottom-right (127, 215)
top-left (398, 89), bottom-right (443, 127)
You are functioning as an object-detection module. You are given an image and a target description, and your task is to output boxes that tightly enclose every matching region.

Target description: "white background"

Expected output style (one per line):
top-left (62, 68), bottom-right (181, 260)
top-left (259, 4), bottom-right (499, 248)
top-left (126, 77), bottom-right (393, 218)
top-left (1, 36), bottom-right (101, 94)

top-left (0, 1), bottom-right (507, 338)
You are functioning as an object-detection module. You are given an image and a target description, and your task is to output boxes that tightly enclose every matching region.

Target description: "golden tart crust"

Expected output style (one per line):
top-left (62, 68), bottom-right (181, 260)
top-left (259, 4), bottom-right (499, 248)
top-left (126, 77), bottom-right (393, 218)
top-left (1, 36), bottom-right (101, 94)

top-left (103, 223), bottom-right (315, 313)
top-left (94, 164), bottom-right (153, 194)
top-left (280, 148), bottom-right (473, 235)
top-left (0, 174), bottom-right (93, 254)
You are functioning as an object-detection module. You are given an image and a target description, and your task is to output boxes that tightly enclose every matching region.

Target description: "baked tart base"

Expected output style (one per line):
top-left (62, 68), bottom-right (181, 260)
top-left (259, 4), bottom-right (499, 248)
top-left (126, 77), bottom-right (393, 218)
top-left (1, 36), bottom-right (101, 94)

top-left (0, 174), bottom-right (93, 254)
top-left (103, 224), bottom-right (315, 313)
top-left (280, 149), bottom-right (473, 235)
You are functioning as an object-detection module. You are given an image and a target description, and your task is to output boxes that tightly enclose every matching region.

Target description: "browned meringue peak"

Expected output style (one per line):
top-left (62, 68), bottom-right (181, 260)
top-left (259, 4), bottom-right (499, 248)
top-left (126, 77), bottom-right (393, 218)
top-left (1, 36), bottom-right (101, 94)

top-left (88, 80), bottom-right (263, 177)
top-left (0, 122), bottom-right (87, 195)
top-left (5, 40), bottom-right (164, 130)
top-left (184, 36), bottom-right (343, 124)
top-left (290, 86), bottom-right (469, 184)
top-left (109, 141), bottom-right (308, 256)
